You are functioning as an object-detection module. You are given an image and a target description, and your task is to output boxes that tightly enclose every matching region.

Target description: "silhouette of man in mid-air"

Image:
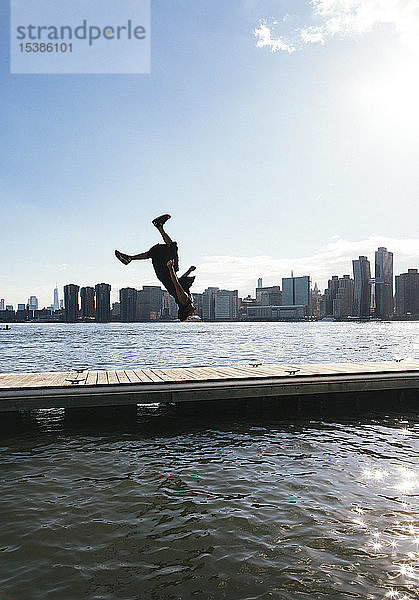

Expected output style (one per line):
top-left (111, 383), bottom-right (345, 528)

top-left (115, 214), bottom-right (196, 322)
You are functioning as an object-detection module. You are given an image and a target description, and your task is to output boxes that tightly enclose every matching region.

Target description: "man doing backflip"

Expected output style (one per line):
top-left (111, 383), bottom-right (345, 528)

top-left (115, 214), bottom-right (196, 322)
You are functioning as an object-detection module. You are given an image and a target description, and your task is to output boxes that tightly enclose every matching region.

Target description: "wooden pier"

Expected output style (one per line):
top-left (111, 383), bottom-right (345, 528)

top-left (0, 360), bottom-right (418, 414)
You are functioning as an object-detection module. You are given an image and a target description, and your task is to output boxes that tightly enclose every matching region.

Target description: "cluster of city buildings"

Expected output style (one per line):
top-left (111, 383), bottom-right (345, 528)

top-left (319, 248), bottom-right (418, 320)
top-left (1, 247), bottom-right (418, 322)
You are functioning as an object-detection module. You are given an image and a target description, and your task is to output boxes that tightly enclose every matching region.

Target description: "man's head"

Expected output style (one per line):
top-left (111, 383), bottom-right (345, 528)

top-left (178, 301), bottom-right (196, 322)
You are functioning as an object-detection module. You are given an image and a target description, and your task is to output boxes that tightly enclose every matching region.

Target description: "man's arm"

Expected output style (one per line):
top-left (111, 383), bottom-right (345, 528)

top-left (167, 260), bottom-right (189, 305)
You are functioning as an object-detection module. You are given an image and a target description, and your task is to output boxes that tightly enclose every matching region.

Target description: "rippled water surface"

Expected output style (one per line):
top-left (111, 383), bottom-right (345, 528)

top-left (1, 323), bottom-right (418, 599)
top-left (1, 321), bottom-right (418, 373)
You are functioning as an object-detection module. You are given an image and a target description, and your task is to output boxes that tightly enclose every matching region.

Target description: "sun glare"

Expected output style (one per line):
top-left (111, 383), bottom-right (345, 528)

top-left (352, 54), bottom-right (419, 135)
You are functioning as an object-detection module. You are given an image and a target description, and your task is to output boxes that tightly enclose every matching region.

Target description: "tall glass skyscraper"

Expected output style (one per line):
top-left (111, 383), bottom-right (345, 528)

top-left (282, 276), bottom-right (311, 314)
top-left (375, 247), bottom-right (393, 318)
top-left (80, 286), bottom-right (95, 318)
top-left (53, 286), bottom-right (60, 311)
top-left (120, 287), bottom-right (140, 322)
top-left (395, 269), bottom-right (419, 316)
top-left (64, 284), bottom-right (79, 322)
top-left (202, 287), bottom-right (219, 321)
top-left (95, 283), bottom-right (111, 323)
top-left (352, 256), bottom-right (371, 318)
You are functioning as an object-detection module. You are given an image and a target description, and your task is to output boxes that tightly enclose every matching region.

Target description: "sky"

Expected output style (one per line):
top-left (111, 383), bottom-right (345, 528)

top-left (1, 0), bottom-right (419, 307)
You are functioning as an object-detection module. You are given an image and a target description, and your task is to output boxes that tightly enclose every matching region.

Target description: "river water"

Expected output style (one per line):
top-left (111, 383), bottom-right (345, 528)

top-left (0, 322), bottom-right (418, 600)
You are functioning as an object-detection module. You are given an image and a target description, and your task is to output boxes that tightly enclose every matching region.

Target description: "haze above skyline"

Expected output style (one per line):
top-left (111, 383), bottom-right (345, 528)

top-left (1, 0), bottom-right (418, 306)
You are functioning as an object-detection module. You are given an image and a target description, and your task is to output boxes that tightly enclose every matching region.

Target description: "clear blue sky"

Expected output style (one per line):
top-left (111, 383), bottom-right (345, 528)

top-left (1, 0), bottom-right (418, 307)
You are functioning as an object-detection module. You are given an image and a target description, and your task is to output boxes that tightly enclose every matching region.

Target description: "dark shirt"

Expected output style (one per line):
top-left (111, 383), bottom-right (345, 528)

top-left (147, 242), bottom-right (180, 301)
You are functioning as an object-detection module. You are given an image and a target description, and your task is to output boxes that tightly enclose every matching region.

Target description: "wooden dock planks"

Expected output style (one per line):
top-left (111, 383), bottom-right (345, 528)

top-left (1, 360), bottom-right (419, 390)
top-left (85, 371), bottom-right (98, 386)
top-left (107, 371), bottom-right (119, 385)
top-left (0, 360), bottom-right (418, 413)
top-left (96, 371), bottom-right (108, 385)
top-left (0, 371), bottom-right (71, 389)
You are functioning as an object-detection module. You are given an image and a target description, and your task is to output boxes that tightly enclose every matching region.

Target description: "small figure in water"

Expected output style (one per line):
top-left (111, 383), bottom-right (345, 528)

top-left (115, 214), bottom-right (196, 322)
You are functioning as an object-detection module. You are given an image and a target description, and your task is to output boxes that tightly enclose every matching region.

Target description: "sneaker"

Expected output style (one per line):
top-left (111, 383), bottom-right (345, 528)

top-left (115, 250), bottom-right (132, 265)
top-left (152, 214), bottom-right (171, 228)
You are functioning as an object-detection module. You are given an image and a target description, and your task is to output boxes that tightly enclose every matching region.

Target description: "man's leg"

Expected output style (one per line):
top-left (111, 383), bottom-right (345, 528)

top-left (115, 250), bottom-right (149, 265)
top-left (116, 214), bottom-right (172, 265)
top-left (152, 214), bottom-right (172, 246)
top-left (180, 266), bottom-right (196, 278)
top-left (156, 224), bottom-right (172, 246)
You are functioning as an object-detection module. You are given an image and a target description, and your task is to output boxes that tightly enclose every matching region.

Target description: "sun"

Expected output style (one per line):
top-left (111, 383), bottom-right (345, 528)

top-left (352, 50), bottom-right (419, 135)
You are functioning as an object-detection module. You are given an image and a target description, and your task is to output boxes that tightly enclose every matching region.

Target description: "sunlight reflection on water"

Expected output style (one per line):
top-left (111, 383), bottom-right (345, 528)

top-left (353, 464), bottom-right (419, 599)
top-left (0, 322), bottom-right (418, 599)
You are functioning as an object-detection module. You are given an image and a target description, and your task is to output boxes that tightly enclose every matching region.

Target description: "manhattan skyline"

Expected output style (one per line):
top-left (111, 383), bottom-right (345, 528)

top-left (2, 241), bottom-right (418, 310)
top-left (1, 1), bottom-right (418, 307)
top-left (2, 234), bottom-right (418, 308)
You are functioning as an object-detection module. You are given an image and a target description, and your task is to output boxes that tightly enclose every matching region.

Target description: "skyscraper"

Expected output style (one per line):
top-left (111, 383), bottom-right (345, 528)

top-left (53, 286), bottom-right (60, 311)
top-left (257, 278), bottom-right (263, 289)
top-left (137, 286), bottom-right (162, 320)
top-left (375, 247), bottom-right (393, 318)
top-left (0, 299), bottom-right (4, 310)
top-left (80, 286), bottom-right (95, 318)
top-left (95, 283), bottom-right (111, 322)
top-left (310, 282), bottom-right (322, 318)
top-left (214, 290), bottom-right (239, 320)
top-left (202, 287), bottom-right (219, 321)
top-left (333, 275), bottom-right (354, 319)
top-left (64, 284), bottom-right (79, 322)
top-left (120, 287), bottom-right (140, 322)
top-left (321, 276), bottom-right (339, 316)
top-left (256, 286), bottom-right (282, 306)
top-left (352, 256), bottom-right (371, 318)
top-left (28, 296), bottom-right (38, 310)
top-left (282, 275), bottom-right (311, 314)
top-left (395, 269), bottom-right (419, 316)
